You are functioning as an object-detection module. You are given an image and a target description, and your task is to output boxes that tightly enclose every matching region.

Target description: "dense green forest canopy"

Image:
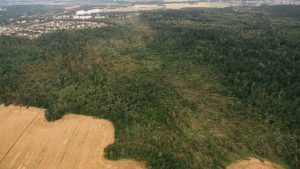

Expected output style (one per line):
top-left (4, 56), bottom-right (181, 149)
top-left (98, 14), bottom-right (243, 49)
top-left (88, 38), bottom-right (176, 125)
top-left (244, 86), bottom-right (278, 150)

top-left (142, 5), bottom-right (300, 132)
top-left (0, 5), bottom-right (299, 169)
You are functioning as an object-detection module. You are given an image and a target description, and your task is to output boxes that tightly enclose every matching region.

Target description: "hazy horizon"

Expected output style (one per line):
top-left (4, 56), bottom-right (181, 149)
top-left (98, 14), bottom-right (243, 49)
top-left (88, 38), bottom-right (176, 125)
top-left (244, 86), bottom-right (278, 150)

top-left (1, 0), bottom-right (300, 6)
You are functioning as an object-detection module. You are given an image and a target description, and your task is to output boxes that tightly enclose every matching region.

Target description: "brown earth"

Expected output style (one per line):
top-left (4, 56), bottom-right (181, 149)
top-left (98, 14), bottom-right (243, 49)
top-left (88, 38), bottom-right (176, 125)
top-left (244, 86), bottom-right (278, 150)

top-left (227, 157), bottom-right (284, 169)
top-left (164, 2), bottom-right (231, 9)
top-left (85, 2), bottom-right (231, 14)
top-left (0, 105), bottom-right (145, 169)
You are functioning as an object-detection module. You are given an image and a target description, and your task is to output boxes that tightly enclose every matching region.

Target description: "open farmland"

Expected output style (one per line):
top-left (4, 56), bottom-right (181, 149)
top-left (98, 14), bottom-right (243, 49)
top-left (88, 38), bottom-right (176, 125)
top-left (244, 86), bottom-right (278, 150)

top-left (164, 2), bottom-right (231, 9)
top-left (73, 2), bottom-right (232, 14)
top-left (227, 158), bottom-right (284, 169)
top-left (0, 105), bottom-right (145, 169)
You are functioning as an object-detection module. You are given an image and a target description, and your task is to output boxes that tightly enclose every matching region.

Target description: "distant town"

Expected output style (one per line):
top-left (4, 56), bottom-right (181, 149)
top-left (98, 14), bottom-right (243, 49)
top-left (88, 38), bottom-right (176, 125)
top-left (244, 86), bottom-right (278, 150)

top-left (0, 0), bottom-right (299, 38)
top-left (0, 8), bottom-right (126, 38)
top-left (0, 20), bottom-right (108, 38)
top-left (238, 0), bottom-right (300, 6)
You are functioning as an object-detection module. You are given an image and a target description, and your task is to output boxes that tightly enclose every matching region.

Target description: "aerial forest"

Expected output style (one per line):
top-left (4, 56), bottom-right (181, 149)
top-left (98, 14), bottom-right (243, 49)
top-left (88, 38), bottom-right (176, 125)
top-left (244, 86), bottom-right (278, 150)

top-left (0, 5), bottom-right (299, 169)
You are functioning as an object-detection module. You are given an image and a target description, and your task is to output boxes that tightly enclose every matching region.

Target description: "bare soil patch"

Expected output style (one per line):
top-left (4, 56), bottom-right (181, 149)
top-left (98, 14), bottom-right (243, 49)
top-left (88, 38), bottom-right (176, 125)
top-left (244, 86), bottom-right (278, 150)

top-left (164, 2), bottom-right (231, 9)
top-left (90, 2), bottom-right (231, 13)
top-left (0, 105), bottom-right (145, 169)
top-left (101, 4), bottom-right (163, 13)
top-left (227, 157), bottom-right (284, 169)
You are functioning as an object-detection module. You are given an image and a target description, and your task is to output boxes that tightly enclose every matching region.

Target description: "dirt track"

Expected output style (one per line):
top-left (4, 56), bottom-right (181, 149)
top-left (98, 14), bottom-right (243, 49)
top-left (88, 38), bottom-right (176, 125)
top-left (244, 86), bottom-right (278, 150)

top-left (0, 105), bottom-right (145, 169)
top-left (227, 157), bottom-right (284, 169)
